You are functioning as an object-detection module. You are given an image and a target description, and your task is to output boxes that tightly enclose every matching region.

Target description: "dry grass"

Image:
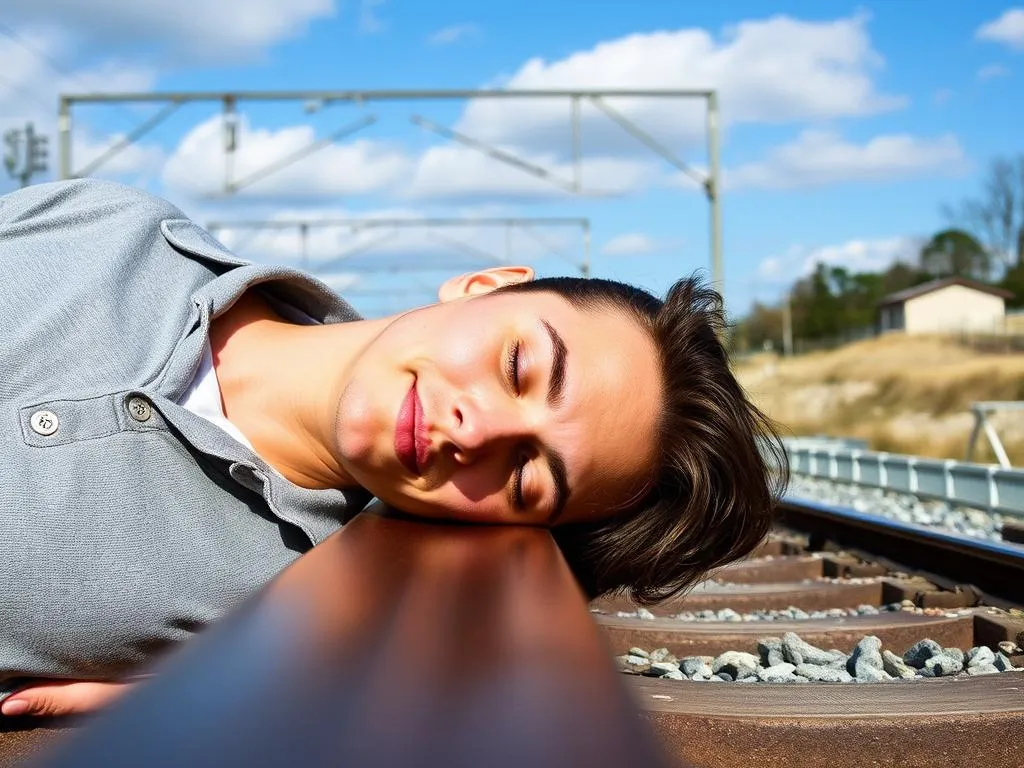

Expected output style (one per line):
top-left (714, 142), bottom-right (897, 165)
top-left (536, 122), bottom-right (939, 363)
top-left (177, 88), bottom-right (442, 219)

top-left (735, 334), bottom-right (1024, 464)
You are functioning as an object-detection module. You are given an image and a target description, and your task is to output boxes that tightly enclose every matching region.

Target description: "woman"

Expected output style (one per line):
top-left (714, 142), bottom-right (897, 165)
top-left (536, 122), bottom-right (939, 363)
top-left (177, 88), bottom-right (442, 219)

top-left (0, 179), bottom-right (785, 716)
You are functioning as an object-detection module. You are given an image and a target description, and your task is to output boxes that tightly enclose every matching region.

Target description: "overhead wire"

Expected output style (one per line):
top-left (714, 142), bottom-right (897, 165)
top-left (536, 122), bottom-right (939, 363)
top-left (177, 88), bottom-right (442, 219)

top-left (0, 22), bottom-right (144, 128)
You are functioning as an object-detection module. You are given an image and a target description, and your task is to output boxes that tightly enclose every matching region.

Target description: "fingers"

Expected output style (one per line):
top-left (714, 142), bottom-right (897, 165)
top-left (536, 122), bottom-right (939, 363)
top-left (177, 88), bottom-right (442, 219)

top-left (1, 680), bottom-right (131, 717)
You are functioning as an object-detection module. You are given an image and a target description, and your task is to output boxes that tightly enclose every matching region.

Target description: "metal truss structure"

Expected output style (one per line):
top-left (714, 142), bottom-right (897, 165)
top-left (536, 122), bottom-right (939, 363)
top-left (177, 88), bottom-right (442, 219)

top-left (206, 216), bottom-right (591, 279)
top-left (58, 88), bottom-right (723, 294)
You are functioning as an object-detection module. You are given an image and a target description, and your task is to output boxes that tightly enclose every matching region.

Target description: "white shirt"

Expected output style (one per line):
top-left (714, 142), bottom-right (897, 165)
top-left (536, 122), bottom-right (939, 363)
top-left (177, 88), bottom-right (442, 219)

top-left (179, 298), bottom-right (319, 449)
top-left (178, 341), bottom-right (255, 450)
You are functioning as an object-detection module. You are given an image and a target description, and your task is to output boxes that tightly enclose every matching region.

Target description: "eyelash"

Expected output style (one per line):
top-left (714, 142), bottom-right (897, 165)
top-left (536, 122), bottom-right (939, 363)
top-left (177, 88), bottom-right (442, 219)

top-left (506, 340), bottom-right (526, 509)
top-left (505, 339), bottom-right (522, 394)
top-left (513, 454), bottom-right (527, 509)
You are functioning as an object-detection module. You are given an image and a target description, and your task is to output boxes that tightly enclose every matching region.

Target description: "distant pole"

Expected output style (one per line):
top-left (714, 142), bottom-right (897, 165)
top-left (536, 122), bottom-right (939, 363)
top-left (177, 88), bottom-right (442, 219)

top-left (705, 91), bottom-right (723, 305)
top-left (58, 98), bottom-right (72, 179)
top-left (581, 222), bottom-right (591, 278)
top-left (299, 223), bottom-right (309, 271)
top-left (782, 293), bottom-right (793, 356)
top-left (4, 122), bottom-right (49, 187)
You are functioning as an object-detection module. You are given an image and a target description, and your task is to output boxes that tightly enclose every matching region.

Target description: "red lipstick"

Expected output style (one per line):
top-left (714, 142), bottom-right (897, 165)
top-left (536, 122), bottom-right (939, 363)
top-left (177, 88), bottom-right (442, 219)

top-left (395, 381), bottom-right (419, 475)
top-left (413, 385), bottom-right (429, 471)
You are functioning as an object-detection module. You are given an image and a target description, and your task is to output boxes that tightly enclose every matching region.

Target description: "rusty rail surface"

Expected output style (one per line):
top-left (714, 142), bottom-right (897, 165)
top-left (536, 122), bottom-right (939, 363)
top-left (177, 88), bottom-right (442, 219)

top-left (592, 510), bottom-right (1024, 768)
top-left (27, 513), bottom-right (673, 768)
top-left (778, 498), bottom-right (1024, 606)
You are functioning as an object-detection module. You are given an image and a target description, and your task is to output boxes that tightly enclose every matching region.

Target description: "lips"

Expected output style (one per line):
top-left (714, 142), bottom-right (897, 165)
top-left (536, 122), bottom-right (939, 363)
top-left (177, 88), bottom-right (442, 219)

top-left (395, 379), bottom-right (429, 475)
top-left (395, 382), bottom-right (419, 474)
top-left (413, 387), bottom-right (429, 472)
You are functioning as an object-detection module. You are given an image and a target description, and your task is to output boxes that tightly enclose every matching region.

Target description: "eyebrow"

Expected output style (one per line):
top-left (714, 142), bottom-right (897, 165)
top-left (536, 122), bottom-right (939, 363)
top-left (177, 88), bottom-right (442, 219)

top-left (542, 319), bottom-right (568, 408)
top-left (540, 319), bottom-right (570, 523)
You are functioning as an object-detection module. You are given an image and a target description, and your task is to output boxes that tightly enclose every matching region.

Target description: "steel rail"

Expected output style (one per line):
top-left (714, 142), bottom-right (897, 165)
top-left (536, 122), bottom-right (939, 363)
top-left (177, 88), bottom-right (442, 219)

top-left (778, 497), bottom-right (1024, 606)
top-left (28, 512), bottom-right (673, 768)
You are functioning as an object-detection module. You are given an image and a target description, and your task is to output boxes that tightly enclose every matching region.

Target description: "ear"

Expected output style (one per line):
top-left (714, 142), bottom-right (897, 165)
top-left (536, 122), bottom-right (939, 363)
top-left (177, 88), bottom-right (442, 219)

top-left (437, 265), bottom-right (535, 303)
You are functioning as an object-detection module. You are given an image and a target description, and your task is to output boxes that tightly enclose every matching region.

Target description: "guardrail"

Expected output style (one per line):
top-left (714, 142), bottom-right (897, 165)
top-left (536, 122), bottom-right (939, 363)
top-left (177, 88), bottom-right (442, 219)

top-left (29, 512), bottom-right (673, 768)
top-left (785, 439), bottom-right (1024, 520)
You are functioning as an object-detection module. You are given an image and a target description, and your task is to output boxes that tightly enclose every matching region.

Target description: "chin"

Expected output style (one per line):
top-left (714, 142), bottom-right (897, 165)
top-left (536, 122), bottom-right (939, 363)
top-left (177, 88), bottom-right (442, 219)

top-left (334, 389), bottom-right (382, 465)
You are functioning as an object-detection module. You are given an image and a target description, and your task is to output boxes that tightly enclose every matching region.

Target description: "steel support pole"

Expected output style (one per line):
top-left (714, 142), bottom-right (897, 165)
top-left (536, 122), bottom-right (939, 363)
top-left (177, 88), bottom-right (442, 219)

top-left (783, 293), bottom-right (794, 356)
top-left (58, 97), bottom-right (71, 180)
top-left (223, 96), bottom-right (237, 193)
top-left (705, 92), bottom-right (723, 304)
top-left (582, 222), bottom-right (591, 278)
top-left (299, 223), bottom-right (309, 271)
top-left (571, 95), bottom-right (581, 193)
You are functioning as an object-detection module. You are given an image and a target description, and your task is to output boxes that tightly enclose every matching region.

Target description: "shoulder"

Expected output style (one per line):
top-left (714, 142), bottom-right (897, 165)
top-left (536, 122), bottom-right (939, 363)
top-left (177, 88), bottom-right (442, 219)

top-left (0, 179), bottom-right (184, 227)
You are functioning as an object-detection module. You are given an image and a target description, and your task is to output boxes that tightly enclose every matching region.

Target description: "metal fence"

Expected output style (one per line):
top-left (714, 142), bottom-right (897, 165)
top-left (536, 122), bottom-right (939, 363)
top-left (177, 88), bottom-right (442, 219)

top-left (785, 438), bottom-right (1024, 520)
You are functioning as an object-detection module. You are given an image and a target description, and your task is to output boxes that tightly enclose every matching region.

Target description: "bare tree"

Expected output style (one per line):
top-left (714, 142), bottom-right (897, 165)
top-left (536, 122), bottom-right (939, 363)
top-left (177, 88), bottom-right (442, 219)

top-left (943, 154), bottom-right (1024, 269)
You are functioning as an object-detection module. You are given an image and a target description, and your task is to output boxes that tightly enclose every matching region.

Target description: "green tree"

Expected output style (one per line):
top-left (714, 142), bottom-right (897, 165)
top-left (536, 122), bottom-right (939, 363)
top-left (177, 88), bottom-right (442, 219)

top-left (919, 229), bottom-right (991, 280)
top-left (881, 261), bottom-right (927, 295)
top-left (999, 264), bottom-right (1024, 309)
top-left (737, 302), bottom-right (783, 351)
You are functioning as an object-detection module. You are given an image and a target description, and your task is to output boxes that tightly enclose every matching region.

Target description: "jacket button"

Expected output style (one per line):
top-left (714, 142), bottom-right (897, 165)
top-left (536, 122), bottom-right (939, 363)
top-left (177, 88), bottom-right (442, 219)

top-left (127, 397), bottom-right (152, 422)
top-left (30, 410), bottom-right (59, 436)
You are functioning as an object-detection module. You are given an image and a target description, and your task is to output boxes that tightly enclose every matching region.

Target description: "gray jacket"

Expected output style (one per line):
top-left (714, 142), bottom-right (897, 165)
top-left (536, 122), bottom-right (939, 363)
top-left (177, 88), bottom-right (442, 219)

top-left (0, 180), bottom-right (370, 690)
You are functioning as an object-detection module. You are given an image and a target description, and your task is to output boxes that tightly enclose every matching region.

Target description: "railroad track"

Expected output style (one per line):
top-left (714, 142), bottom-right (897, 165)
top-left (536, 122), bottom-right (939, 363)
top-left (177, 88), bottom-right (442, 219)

top-left (3, 498), bottom-right (1023, 767)
top-left (595, 496), bottom-right (1024, 768)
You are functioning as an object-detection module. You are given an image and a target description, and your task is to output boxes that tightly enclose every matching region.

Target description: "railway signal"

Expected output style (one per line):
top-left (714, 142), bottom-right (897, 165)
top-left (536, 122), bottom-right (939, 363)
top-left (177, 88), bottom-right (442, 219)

top-left (4, 122), bottom-right (49, 188)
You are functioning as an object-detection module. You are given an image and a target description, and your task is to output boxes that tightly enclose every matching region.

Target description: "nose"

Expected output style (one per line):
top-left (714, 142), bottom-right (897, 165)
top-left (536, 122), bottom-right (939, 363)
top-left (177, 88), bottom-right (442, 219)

top-left (444, 394), bottom-right (528, 465)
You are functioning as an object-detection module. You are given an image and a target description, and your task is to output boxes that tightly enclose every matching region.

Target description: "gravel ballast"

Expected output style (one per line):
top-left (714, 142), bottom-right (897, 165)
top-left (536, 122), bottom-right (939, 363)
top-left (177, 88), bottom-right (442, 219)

top-left (786, 475), bottom-right (1005, 542)
top-left (616, 633), bottom-right (1022, 684)
top-left (600, 602), bottom-right (968, 623)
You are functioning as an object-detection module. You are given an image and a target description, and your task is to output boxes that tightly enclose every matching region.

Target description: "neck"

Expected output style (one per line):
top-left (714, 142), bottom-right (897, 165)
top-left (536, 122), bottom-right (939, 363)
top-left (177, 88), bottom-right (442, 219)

top-left (208, 290), bottom-right (387, 490)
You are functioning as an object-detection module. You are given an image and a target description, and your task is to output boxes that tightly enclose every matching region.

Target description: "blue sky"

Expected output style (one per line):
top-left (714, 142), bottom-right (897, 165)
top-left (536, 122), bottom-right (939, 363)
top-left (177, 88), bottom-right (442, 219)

top-left (1, 1), bottom-right (1022, 317)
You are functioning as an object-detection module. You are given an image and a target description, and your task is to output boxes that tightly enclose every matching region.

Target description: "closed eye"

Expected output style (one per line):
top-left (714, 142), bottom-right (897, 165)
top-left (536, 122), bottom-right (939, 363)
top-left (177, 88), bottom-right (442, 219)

top-left (505, 339), bottom-right (522, 394)
top-left (512, 453), bottom-right (527, 510)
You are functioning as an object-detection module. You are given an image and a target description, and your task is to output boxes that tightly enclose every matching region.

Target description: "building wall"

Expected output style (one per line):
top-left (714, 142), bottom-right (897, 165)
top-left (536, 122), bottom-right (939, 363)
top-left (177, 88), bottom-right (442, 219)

top-left (879, 303), bottom-right (905, 332)
top-left (903, 285), bottom-right (1005, 334)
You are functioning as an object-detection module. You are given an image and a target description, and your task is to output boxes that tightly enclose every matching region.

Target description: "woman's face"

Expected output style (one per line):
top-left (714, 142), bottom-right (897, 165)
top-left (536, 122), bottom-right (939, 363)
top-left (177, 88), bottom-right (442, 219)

top-left (333, 276), bottom-right (662, 527)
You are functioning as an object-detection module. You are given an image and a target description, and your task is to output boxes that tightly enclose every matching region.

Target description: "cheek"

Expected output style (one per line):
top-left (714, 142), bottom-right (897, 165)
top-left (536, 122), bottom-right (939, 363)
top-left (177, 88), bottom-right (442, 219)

top-left (412, 463), bottom-right (510, 521)
top-left (430, 312), bottom-right (500, 383)
top-left (444, 461), bottom-right (507, 507)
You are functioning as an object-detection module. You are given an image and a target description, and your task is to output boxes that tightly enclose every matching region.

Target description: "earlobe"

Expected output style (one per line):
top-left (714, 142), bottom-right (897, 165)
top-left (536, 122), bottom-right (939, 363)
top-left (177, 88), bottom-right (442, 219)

top-left (438, 266), bottom-right (535, 303)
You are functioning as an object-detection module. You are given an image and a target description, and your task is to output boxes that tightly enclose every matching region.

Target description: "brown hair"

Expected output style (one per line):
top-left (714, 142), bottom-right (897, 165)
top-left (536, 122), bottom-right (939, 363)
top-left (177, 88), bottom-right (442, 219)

top-left (495, 274), bottom-right (788, 604)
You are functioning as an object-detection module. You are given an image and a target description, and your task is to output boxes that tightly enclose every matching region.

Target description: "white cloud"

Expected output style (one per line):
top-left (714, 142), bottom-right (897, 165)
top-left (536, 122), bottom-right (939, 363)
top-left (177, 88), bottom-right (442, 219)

top-left (73, 130), bottom-right (166, 181)
top-left (756, 256), bottom-right (785, 280)
top-left (5, 0), bottom-right (336, 61)
top-left (800, 236), bottom-right (922, 274)
top-left (729, 130), bottom-right (966, 190)
top-left (156, 112), bottom-right (661, 202)
top-left (205, 204), bottom-right (588, 276)
top-left (359, 0), bottom-right (386, 34)
top-left (455, 13), bottom-right (904, 156)
top-left (405, 144), bottom-right (659, 201)
top-left (428, 23), bottom-right (480, 45)
top-left (977, 63), bottom-right (1011, 80)
top-left (0, 29), bottom-right (156, 124)
top-left (757, 236), bottom-right (922, 282)
top-left (161, 115), bottom-right (411, 199)
top-left (211, 204), bottom-right (430, 264)
top-left (0, 28), bottom-right (157, 191)
top-left (976, 8), bottom-right (1024, 51)
top-left (601, 233), bottom-right (660, 256)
